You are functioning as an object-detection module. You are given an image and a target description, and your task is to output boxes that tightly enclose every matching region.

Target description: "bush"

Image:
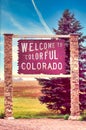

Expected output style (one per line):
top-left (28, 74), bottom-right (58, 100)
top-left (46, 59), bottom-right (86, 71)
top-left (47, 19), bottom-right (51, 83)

top-left (64, 114), bottom-right (69, 120)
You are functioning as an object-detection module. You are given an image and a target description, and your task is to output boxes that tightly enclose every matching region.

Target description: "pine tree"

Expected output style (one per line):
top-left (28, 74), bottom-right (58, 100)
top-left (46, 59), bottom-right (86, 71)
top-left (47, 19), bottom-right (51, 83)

top-left (79, 45), bottom-right (86, 111)
top-left (54, 9), bottom-right (86, 73)
top-left (37, 78), bottom-right (70, 114)
top-left (53, 9), bottom-right (85, 43)
top-left (38, 9), bottom-right (86, 114)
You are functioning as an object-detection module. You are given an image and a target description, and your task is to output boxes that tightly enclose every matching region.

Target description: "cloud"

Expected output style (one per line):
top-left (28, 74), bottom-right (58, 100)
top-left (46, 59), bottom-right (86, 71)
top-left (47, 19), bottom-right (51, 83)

top-left (1, 9), bottom-right (53, 35)
top-left (1, 10), bottom-right (29, 33)
top-left (28, 21), bottom-right (50, 34)
top-left (31, 0), bottom-right (53, 34)
top-left (10, 17), bottom-right (29, 33)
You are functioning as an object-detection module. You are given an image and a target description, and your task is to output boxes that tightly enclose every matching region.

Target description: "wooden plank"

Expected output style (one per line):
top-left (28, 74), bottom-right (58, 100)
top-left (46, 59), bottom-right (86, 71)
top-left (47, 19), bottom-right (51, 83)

top-left (13, 34), bottom-right (70, 38)
top-left (13, 74), bottom-right (71, 78)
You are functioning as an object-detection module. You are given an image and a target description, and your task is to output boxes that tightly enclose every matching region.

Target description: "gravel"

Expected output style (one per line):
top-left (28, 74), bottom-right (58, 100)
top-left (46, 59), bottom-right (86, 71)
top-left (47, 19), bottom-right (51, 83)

top-left (0, 119), bottom-right (86, 130)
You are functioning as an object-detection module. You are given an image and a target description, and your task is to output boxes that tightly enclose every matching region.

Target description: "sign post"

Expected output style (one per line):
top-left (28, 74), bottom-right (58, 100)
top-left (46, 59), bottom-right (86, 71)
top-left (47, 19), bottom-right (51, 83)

top-left (69, 34), bottom-right (80, 120)
top-left (4, 34), bottom-right (14, 119)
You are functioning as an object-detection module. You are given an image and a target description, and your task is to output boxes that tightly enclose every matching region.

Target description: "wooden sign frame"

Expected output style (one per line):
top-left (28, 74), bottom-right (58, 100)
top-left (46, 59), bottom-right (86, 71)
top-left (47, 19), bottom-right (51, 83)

top-left (4, 34), bottom-right (80, 120)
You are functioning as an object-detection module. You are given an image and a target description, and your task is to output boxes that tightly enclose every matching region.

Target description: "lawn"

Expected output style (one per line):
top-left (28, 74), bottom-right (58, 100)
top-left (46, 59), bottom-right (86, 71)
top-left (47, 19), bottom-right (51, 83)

top-left (0, 97), bottom-right (56, 118)
top-left (0, 97), bottom-right (4, 114)
top-left (13, 97), bottom-right (51, 118)
top-left (0, 97), bottom-right (86, 120)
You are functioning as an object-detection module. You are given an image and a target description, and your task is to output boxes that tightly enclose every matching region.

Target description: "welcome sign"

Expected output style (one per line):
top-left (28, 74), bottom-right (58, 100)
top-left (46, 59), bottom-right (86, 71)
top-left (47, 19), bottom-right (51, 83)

top-left (18, 39), bottom-right (65, 74)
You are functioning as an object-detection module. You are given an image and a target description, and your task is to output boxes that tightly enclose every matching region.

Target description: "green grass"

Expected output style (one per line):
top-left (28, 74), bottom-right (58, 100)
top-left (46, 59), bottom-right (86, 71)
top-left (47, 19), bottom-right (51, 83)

top-left (13, 97), bottom-right (52, 118)
top-left (0, 97), bottom-right (86, 120)
top-left (0, 97), bottom-right (4, 114)
top-left (0, 97), bottom-right (56, 118)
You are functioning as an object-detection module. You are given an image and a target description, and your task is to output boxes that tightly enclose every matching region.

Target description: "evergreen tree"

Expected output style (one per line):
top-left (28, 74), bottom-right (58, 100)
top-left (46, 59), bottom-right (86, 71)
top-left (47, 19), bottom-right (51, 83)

top-left (54, 9), bottom-right (86, 73)
top-left (79, 45), bottom-right (86, 111)
top-left (38, 9), bottom-right (86, 114)
top-left (37, 78), bottom-right (70, 114)
top-left (53, 9), bottom-right (85, 43)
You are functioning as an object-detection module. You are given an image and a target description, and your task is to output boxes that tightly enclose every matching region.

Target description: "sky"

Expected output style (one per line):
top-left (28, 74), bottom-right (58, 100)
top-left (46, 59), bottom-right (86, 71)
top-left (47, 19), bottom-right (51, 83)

top-left (0, 0), bottom-right (86, 80)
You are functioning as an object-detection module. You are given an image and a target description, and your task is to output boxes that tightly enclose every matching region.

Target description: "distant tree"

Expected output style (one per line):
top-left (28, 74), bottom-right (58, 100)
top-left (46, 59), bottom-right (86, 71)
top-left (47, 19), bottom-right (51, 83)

top-left (38, 9), bottom-right (86, 114)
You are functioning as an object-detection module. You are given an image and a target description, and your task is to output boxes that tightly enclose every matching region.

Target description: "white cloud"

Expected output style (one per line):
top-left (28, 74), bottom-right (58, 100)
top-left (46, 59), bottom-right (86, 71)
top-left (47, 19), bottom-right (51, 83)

top-left (9, 17), bottom-right (28, 32)
top-left (1, 10), bottom-right (29, 33)
top-left (28, 21), bottom-right (50, 34)
top-left (1, 9), bottom-right (53, 35)
top-left (31, 0), bottom-right (53, 34)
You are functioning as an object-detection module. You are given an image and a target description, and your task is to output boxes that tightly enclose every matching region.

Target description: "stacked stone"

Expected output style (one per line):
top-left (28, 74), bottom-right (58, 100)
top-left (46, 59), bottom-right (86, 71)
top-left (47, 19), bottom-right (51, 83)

top-left (4, 34), bottom-right (14, 119)
top-left (69, 34), bottom-right (80, 120)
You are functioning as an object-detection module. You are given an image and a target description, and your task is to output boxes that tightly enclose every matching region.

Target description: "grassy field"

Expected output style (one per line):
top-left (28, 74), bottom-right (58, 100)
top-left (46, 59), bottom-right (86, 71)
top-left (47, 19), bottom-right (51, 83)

top-left (0, 81), bottom-right (64, 119)
top-left (0, 97), bottom-right (58, 119)
top-left (13, 97), bottom-right (51, 118)
top-left (0, 81), bottom-right (86, 120)
top-left (0, 81), bottom-right (52, 118)
top-left (0, 97), bottom-right (4, 114)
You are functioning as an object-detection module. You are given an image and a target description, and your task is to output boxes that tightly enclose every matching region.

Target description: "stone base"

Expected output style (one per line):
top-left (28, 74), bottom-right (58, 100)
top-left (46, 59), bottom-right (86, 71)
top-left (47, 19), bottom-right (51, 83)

top-left (4, 117), bottom-right (14, 120)
top-left (69, 115), bottom-right (80, 120)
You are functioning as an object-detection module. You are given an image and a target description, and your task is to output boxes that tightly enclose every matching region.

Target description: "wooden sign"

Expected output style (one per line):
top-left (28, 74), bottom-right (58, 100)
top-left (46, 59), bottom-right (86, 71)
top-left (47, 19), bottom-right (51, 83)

top-left (18, 39), bottom-right (65, 74)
